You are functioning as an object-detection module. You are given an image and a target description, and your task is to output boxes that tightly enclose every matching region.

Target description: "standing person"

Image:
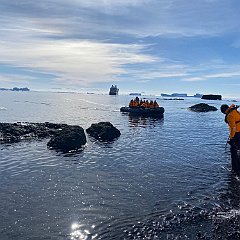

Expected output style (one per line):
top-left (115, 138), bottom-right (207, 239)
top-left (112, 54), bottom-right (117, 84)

top-left (221, 104), bottom-right (240, 173)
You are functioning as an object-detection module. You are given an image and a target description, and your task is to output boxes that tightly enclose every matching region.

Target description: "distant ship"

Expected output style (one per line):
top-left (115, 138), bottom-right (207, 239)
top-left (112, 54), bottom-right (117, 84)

top-left (109, 85), bottom-right (119, 95)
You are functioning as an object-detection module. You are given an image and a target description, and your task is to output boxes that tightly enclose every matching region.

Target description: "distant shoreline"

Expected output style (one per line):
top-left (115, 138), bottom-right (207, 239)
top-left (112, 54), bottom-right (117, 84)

top-left (0, 87), bottom-right (30, 92)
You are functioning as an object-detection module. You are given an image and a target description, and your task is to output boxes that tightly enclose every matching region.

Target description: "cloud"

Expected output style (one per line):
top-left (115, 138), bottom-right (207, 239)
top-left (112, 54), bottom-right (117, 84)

top-left (127, 68), bottom-right (189, 81)
top-left (0, 74), bottom-right (35, 84)
top-left (182, 69), bottom-right (240, 82)
top-left (1, 0), bottom-right (240, 39)
top-left (0, 35), bottom-right (156, 86)
top-left (206, 71), bottom-right (240, 78)
top-left (182, 77), bottom-right (206, 82)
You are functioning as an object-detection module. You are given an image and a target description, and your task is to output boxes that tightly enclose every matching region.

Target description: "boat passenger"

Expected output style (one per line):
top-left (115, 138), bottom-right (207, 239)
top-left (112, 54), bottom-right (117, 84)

top-left (129, 99), bottom-right (134, 108)
top-left (154, 100), bottom-right (159, 108)
top-left (135, 96), bottom-right (140, 102)
top-left (145, 100), bottom-right (150, 108)
top-left (221, 104), bottom-right (240, 173)
top-left (149, 100), bottom-right (154, 108)
top-left (133, 100), bottom-right (139, 107)
top-left (141, 100), bottom-right (147, 108)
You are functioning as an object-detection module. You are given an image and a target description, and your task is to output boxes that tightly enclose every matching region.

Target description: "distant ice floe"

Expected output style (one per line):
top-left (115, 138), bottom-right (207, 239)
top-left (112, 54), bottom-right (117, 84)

top-left (0, 107), bottom-right (7, 110)
top-left (24, 101), bottom-right (50, 106)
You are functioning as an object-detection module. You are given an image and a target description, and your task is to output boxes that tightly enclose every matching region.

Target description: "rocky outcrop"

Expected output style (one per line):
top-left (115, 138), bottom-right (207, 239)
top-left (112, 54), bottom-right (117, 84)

top-left (0, 122), bottom-right (68, 144)
top-left (189, 103), bottom-right (218, 112)
top-left (0, 122), bottom-right (86, 152)
top-left (0, 121), bottom-right (122, 151)
top-left (86, 122), bottom-right (121, 142)
top-left (201, 94), bottom-right (222, 100)
top-left (47, 125), bottom-right (86, 152)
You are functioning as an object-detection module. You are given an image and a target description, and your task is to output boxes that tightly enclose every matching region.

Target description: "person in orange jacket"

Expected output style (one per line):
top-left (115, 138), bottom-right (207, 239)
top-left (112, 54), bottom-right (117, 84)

top-left (129, 99), bottom-right (134, 108)
top-left (221, 104), bottom-right (240, 173)
top-left (141, 100), bottom-right (147, 108)
top-left (153, 100), bottom-right (159, 108)
top-left (145, 100), bottom-right (149, 108)
top-left (149, 100), bottom-right (154, 108)
top-left (133, 100), bottom-right (139, 107)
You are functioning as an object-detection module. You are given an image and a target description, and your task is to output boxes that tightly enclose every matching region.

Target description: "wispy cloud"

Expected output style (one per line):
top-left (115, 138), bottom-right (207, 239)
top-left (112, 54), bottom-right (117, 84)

top-left (183, 77), bottom-right (206, 82)
top-left (0, 74), bottom-right (35, 84)
top-left (0, 35), bottom-right (156, 86)
top-left (183, 69), bottom-right (240, 82)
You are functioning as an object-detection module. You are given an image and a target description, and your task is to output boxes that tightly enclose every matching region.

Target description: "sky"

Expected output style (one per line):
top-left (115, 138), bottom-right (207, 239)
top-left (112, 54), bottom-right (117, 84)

top-left (0, 0), bottom-right (240, 97)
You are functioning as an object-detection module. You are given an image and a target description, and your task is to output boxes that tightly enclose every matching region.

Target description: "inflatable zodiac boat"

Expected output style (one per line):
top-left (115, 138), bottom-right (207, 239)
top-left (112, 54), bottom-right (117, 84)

top-left (120, 106), bottom-right (164, 117)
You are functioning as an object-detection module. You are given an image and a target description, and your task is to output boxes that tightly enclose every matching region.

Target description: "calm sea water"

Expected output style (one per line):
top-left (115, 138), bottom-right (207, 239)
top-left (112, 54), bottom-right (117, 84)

top-left (0, 91), bottom-right (239, 240)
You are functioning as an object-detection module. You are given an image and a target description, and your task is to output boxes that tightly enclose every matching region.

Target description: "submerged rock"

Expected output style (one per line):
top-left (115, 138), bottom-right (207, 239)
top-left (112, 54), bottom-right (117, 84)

top-left (86, 122), bottom-right (121, 142)
top-left (189, 103), bottom-right (218, 112)
top-left (47, 125), bottom-right (86, 152)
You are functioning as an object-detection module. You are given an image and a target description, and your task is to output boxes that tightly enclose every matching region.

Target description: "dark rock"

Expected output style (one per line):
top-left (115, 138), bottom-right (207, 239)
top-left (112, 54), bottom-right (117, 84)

top-left (0, 122), bottom-right (74, 144)
top-left (86, 122), bottom-right (121, 142)
top-left (201, 94), bottom-right (222, 100)
top-left (189, 103), bottom-right (218, 112)
top-left (47, 125), bottom-right (86, 152)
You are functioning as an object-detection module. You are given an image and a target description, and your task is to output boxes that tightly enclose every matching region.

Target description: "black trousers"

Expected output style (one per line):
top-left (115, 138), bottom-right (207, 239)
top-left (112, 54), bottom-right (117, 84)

top-left (230, 132), bottom-right (240, 173)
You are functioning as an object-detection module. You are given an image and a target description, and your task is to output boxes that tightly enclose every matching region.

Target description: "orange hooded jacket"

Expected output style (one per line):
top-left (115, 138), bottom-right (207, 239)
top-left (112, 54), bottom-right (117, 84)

top-left (226, 108), bottom-right (240, 139)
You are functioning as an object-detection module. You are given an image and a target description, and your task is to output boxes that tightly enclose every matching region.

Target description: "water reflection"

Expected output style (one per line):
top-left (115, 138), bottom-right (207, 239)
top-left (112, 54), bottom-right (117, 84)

top-left (212, 173), bottom-right (240, 239)
top-left (220, 173), bottom-right (240, 209)
top-left (128, 114), bottom-right (164, 128)
top-left (70, 222), bottom-right (97, 240)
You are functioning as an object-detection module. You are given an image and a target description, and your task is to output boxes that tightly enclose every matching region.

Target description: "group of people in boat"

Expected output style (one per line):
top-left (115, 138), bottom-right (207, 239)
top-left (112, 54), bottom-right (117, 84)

top-left (129, 97), bottom-right (159, 109)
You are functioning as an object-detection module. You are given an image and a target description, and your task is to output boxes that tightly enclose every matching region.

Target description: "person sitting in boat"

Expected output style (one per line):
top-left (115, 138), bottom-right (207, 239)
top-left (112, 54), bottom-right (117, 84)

top-left (149, 100), bottom-right (154, 108)
top-left (131, 99), bottom-right (139, 108)
top-left (135, 99), bottom-right (140, 107)
top-left (154, 100), bottom-right (159, 108)
top-left (135, 96), bottom-right (140, 102)
top-left (141, 100), bottom-right (147, 108)
top-left (129, 99), bottom-right (134, 108)
top-left (145, 100), bottom-right (149, 108)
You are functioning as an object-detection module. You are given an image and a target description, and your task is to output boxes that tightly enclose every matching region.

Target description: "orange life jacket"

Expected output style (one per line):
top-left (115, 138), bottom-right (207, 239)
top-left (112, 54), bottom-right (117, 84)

top-left (129, 100), bottom-right (134, 107)
top-left (148, 101), bottom-right (153, 108)
top-left (154, 102), bottom-right (159, 108)
top-left (141, 102), bottom-right (147, 108)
